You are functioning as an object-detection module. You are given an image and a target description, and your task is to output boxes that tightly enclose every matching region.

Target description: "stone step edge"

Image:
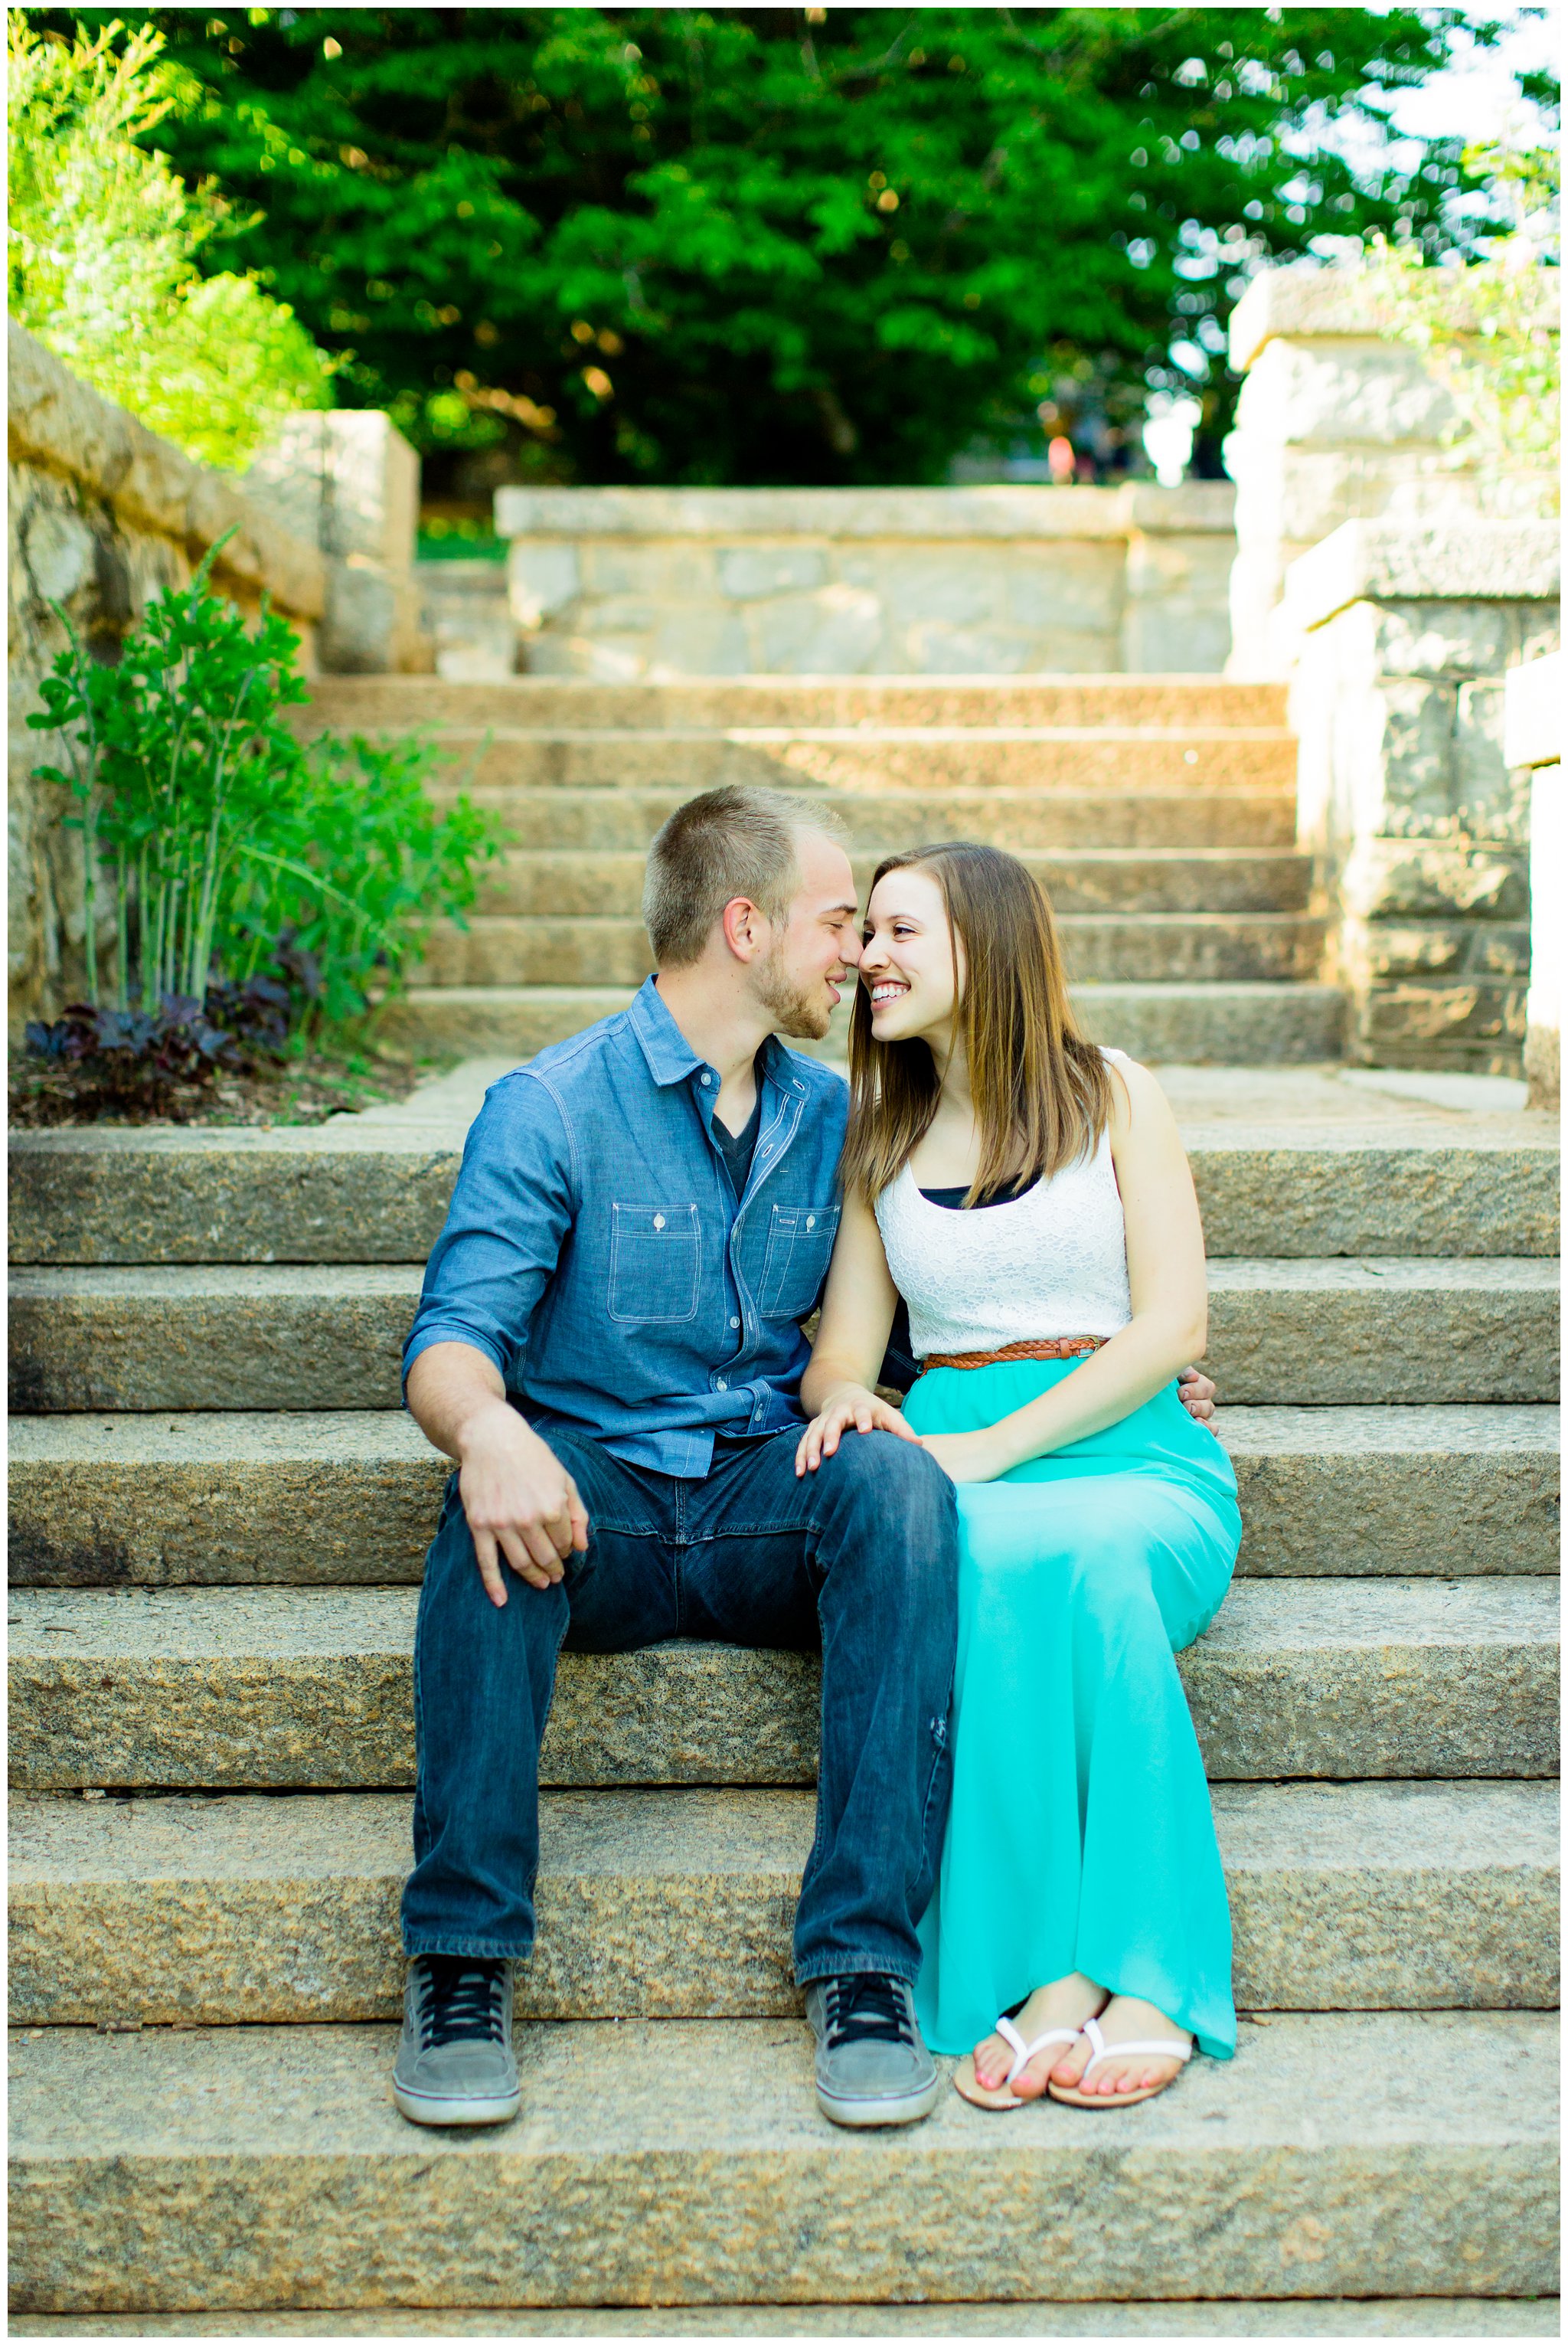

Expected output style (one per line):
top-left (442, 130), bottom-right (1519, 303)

top-left (6, 2302), bottom-right (1563, 2338)
top-left (8, 1408), bottom-right (1560, 1591)
top-left (8, 1780), bottom-right (1557, 2025)
top-left (7, 2014), bottom-right (1557, 2313)
top-left (8, 1578), bottom-right (1560, 1791)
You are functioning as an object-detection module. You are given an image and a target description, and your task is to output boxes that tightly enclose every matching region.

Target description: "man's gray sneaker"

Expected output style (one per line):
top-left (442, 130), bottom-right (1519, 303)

top-left (393, 1955), bottom-right (519, 2127)
top-left (805, 1973), bottom-right (939, 2128)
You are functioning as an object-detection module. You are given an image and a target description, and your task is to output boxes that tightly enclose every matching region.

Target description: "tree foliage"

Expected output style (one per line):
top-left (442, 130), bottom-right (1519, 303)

top-left (28, 7), bottom-right (1521, 484)
top-left (8, 16), bottom-right (335, 469)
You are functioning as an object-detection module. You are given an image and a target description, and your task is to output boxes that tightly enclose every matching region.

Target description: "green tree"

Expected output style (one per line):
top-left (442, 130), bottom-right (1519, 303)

top-left (8, 16), bottom-right (335, 469)
top-left (25, 8), bottom-right (1533, 485)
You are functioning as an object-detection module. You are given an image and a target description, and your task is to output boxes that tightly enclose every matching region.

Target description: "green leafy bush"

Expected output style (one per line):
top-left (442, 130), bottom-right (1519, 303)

top-left (27, 538), bottom-right (507, 1069)
top-left (1357, 140), bottom-right (1560, 502)
top-left (7, 17), bottom-right (334, 469)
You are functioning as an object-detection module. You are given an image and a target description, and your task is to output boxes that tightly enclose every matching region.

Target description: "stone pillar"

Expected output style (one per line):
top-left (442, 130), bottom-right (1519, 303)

top-left (1284, 518), bottom-right (1560, 1072)
top-left (1224, 265), bottom-right (1559, 680)
top-left (1505, 652), bottom-right (1563, 1108)
top-left (245, 413), bottom-right (433, 672)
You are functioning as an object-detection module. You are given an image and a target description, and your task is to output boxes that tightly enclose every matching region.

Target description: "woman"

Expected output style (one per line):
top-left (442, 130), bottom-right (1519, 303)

top-left (796, 842), bottom-right (1240, 2111)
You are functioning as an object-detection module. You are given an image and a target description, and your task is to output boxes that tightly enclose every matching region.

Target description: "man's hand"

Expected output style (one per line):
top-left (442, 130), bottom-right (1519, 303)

top-left (406, 1344), bottom-right (591, 1607)
top-left (1178, 1365), bottom-right (1217, 1423)
top-left (795, 1382), bottom-right (923, 1475)
top-left (458, 1400), bottom-right (589, 1606)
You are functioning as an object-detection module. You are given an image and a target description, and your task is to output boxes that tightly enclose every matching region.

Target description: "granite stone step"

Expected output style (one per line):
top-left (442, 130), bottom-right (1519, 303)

top-left (10, 1259), bottom-right (1555, 1411)
top-left (8, 1578), bottom-right (1557, 1791)
top-left (302, 674), bottom-right (1292, 732)
top-left (418, 911), bottom-right (1330, 989)
top-left (8, 2302), bottom-right (1563, 2337)
top-left (378, 982), bottom-right (1347, 1066)
top-left (8, 1781), bottom-right (1557, 2027)
top-left (11, 1115), bottom-right (1557, 1265)
top-left (417, 727), bottom-right (1300, 797)
top-left (451, 782), bottom-right (1300, 852)
top-left (8, 2011), bottom-right (1556, 2312)
top-left (7, 1408), bottom-right (1557, 1587)
top-left (477, 846), bottom-right (1314, 920)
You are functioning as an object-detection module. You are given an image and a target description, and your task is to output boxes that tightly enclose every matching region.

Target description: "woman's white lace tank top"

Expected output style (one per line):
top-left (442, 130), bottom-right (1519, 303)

top-left (874, 1051), bottom-right (1133, 1358)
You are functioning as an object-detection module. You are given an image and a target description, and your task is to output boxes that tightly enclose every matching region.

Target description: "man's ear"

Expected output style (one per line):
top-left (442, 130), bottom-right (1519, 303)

top-left (720, 896), bottom-right (767, 963)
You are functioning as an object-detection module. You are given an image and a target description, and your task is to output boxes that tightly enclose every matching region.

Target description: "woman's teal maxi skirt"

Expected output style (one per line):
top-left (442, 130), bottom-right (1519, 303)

top-left (903, 1356), bottom-right (1243, 2063)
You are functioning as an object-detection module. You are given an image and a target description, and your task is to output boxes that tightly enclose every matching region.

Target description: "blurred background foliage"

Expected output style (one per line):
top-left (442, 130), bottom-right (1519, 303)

top-left (13, 8), bottom-right (1557, 491)
top-left (8, 16), bottom-right (336, 468)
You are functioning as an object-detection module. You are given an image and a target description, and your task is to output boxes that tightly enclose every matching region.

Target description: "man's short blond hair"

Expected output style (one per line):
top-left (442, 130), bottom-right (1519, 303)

top-left (642, 784), bottom-right (846, 968)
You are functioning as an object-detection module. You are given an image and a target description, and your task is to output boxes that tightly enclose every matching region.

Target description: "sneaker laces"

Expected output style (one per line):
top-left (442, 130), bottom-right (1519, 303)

top-left (823, 1972), bottom-right (913, 2050)
top-left (416, 1957), bottom-right (507, 2050)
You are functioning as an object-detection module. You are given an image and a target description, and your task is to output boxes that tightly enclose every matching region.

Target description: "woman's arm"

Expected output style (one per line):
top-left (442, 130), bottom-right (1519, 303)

top-left (920, 1059), bottom-right (1210, 1484)
top-left (795, 1183), bottom-right (920, 1473)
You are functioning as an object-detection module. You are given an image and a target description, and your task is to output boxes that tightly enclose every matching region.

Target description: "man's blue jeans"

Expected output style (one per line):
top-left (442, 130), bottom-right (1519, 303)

top-left (402, 1424), bottom-right (960, 1987)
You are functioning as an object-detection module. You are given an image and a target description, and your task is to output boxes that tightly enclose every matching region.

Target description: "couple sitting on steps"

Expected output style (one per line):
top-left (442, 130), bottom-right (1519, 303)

top-left (396, 783), bottom-right (1240, 2131)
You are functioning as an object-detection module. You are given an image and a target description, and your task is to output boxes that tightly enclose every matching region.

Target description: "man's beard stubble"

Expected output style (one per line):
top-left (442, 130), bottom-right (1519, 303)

top-left (753, 937), bottom-right (835, 1042)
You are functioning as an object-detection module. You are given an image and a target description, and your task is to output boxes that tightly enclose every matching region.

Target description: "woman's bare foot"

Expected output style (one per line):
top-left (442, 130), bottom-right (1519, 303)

top-left (1047, 1993), bottom-right (1191, 2105)
top-left (953, 1974), bottom-right (1109, 2109)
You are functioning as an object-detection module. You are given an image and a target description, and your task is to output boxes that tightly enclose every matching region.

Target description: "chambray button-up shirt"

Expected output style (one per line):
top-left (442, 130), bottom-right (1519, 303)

top-left (403, 977), bottom-right (848, 1477)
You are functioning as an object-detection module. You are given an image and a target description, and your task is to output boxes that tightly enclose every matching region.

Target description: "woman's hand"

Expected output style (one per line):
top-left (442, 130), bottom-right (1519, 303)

top-left (918, 1428), bottom-right (1014, 1486)
top-left (795, 1383), bottom-right (923, 1475)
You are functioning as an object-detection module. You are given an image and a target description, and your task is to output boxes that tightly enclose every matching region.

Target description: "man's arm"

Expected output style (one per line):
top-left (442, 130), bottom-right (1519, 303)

top-left (403, 1073), bottom-right (584, 1607)
top-left (407, 1342), bottom-right (588, 1607)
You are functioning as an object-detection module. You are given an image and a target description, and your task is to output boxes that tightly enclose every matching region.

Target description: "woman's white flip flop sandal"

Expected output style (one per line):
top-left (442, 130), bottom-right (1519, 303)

top-left (954, 2017), bottom-right (1085, 2111)
top-left (1047, 2013), bottom-right (1192, 2109)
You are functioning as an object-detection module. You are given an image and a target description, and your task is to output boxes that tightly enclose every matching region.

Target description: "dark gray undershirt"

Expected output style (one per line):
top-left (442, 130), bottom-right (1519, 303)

top-left (713, 1088), bottom-right (763, 1199)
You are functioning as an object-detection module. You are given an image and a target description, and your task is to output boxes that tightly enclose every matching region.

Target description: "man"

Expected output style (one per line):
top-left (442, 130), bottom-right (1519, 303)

top-left (394, 783), bottom-right (1218, 2134)
top-left (396, 785), bottom-right (960, 2134)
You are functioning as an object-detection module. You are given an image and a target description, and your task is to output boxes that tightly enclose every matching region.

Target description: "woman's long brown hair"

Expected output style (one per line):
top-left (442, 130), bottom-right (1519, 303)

top-left (841, 841), bottom-right (1113, 1205)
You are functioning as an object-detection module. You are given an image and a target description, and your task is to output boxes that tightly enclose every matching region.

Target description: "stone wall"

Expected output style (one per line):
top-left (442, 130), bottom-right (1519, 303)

top-left (1225, 264), bottom-right (1559, 682)
top-left (8, 326), bottom-right (431, 1025)
top-left (244, 412), bottom-right (430, 676)
top-left (1285, 518), bottom-right (1560, 1073)
top-left (494, 482), bottom-right (1235, 677)
top-left (1505, 652), bottom-right (1562, 1108)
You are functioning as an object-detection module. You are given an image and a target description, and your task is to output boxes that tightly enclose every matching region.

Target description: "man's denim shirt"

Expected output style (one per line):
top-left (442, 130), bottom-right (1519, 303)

top-left (403, 977), bottom-right (849, 1478)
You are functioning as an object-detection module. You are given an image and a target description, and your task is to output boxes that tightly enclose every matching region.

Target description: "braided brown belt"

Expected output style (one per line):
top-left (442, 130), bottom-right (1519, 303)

top-left (921, 1334), bottom-right (1108, 1372)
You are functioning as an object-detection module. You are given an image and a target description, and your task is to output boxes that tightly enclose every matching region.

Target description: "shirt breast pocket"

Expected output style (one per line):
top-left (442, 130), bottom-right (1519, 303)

top-left (757, 1202), bottom-right (841, 1320)
top-left (608, 1202), bottom-right (701, 1324)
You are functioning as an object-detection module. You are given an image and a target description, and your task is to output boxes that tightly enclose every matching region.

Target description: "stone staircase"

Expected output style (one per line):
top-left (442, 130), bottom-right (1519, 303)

top-left (8, 1060), bottom-right (1560, 2330)
top-left (6, 664), bottom-right (1561, 2332)
top-left (299, 674), bottom-right (1344, 1066)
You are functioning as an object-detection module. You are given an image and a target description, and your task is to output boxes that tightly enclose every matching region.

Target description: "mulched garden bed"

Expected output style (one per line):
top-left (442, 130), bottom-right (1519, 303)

top-left (9, 1045), bottom-right (444, 1129)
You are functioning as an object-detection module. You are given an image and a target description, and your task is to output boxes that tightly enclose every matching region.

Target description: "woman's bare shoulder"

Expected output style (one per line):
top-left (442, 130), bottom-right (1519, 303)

top-left (1099, 1050), bottom-right (1179, 1143)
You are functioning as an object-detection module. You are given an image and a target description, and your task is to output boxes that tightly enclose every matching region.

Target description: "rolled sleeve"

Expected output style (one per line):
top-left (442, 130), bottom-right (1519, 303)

top-left (403, 1071), bottom-right (577, 1398)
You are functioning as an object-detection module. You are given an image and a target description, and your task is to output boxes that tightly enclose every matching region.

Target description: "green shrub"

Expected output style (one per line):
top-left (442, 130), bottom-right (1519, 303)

top-left (1357, 140), bottom-right (1560, 503)
top-left (27, 538), bottom-right (508, 1050)
top-left (7, 17), bottom-right (333, 469)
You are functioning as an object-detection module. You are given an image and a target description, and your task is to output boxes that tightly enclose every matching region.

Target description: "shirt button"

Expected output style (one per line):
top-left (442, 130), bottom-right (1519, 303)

top-left (805, 1215), bottom-right (815, 1230)
top-left (715, 1377), bottom-right (727, 1392)
top-left (700, 1073), bottom-right (711, 1086)
top-left (730, 1316), bottom-right (740, 1330)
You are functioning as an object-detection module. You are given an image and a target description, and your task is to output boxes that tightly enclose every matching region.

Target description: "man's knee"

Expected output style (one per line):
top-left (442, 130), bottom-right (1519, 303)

top-left (818, 1426), bottom-right (952, 1507)
top-left (813, 1430), bottom-right (959, 1588)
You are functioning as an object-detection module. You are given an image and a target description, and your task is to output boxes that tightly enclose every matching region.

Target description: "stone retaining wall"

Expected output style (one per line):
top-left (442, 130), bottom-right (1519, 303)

top-left (1285, 518), bottom-right (1560, 1073)
top-left (494, 482), bottom-right (1235, 676)
top-left (8, 326), bottom-right (429, 1025)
